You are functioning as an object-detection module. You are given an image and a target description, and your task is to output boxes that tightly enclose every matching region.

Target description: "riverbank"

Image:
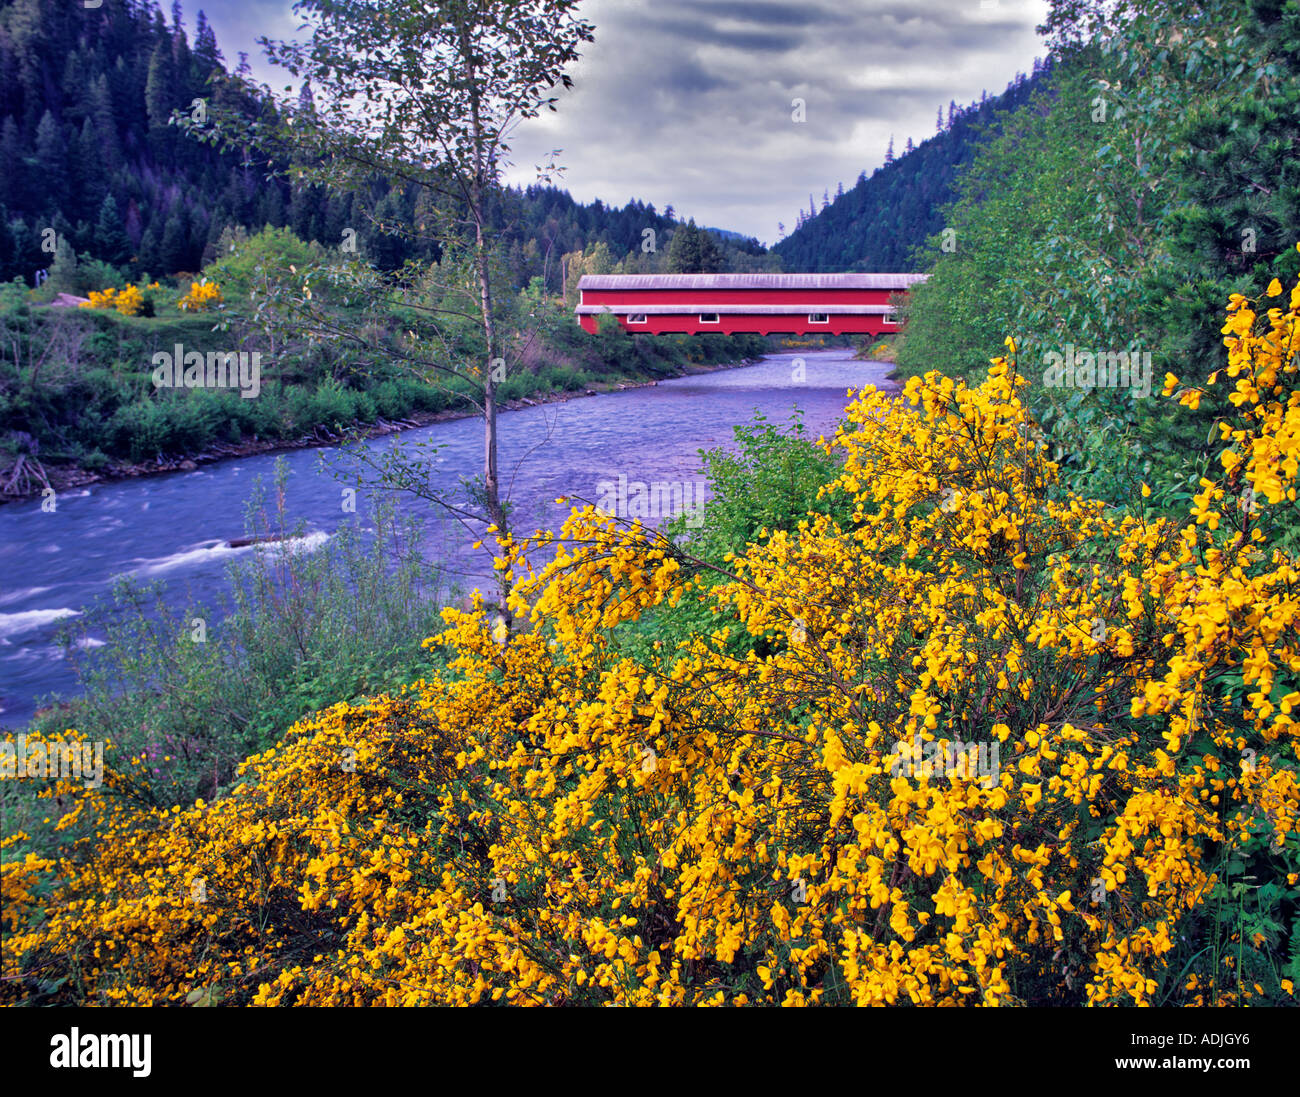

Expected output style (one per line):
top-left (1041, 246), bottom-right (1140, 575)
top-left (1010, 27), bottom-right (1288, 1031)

top-left (2, 292), bottom-right (782, 505)
top-left (0, 349), bottom-right (889, 727)
top-left (0, 354), bottom-right (766, 505)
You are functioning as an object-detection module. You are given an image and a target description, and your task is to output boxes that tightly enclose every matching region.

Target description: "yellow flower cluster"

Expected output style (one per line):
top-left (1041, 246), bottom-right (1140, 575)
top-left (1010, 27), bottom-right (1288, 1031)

top-left (4, 265), bottom-right (1297, 1006)
top-left (79, 284), bottom-right (145, 316)
top-left (177, 280), bottom-right (223, 312)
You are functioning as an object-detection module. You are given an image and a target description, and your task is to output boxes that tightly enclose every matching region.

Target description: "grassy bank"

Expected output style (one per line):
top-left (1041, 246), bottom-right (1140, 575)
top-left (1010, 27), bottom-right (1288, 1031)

top-left (0, 269), bottom-right (768, 501)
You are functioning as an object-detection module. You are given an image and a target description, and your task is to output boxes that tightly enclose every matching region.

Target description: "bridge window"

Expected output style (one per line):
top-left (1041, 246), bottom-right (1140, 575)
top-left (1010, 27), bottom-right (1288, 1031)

top-left (627, 314), bottom-right (647, 324)
top-left (809, 313), bottom-right (829, 324)
top-left (884, 311), bottom-right (899, 326)
top-left (699, 313), bottom-right (720, 324)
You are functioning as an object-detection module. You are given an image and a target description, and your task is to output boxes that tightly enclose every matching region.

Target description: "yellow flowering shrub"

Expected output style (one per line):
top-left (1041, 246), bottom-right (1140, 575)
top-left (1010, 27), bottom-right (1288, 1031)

top-left (114, 285), bottom-right (144, 316)
top-left (4, 265), bottom-right (1298, 1007)
top-left (79, 285), bottom-right (144, 316)
top-left (177, 280), bottom-right (223, 312)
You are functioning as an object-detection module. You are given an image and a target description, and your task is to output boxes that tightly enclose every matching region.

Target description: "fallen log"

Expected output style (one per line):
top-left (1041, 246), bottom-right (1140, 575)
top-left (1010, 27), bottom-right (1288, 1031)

top-left (225, 533), bottom-right (292, 549)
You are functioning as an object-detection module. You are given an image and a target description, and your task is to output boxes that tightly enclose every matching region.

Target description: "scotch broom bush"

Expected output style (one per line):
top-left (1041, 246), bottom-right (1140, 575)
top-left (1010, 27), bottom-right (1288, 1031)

top-left (80, 284), bottom-right (145, 316)
top-left (176, 280), bottom-right (223, 313)
top-left (3, 262), bottom-right (1298, 1006)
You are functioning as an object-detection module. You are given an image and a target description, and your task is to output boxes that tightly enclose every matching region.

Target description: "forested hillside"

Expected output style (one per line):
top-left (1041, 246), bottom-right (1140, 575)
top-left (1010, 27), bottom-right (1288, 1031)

top-left (895, 0), bottom-right (1300, 507)
top-left (771, 65), bottom-right (1049, 272)
top-left (0, 0), bottom-right (764, 288)
top-left (0, 0), bottom-right (297, 281)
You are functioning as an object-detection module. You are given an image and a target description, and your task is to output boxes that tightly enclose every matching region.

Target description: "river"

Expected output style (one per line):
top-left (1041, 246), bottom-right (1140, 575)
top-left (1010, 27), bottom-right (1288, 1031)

top-left (0, 348), bottom-right (896, 726)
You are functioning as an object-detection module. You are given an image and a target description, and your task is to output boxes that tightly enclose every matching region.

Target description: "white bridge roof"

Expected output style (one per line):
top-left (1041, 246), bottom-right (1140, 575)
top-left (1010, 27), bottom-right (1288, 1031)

top-left (578, 273), bottom-right (928, 291)
top-left (576, 304), bottom-right (897, 315)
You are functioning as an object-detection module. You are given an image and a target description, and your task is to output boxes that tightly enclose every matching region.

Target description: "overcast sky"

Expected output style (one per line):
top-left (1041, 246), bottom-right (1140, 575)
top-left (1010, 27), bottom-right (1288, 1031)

top-left (194, 0), bottom-right (1049, 244)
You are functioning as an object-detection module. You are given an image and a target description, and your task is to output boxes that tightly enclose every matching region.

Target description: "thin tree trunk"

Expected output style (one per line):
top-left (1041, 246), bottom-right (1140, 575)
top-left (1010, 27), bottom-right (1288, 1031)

top-left (465, 42), bottom-right (512, 632)
top-left (477, 223), bottom-right (505, 529)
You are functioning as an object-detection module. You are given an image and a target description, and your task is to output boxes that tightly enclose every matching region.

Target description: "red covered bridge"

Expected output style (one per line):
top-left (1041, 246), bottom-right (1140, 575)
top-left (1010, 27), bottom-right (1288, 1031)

top-left (575, 272), bottom-right (928, 336)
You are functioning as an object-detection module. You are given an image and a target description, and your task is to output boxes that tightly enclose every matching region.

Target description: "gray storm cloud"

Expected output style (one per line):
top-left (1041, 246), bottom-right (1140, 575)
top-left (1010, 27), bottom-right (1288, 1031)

top-left (197, 0), bottom-right (1048, 242)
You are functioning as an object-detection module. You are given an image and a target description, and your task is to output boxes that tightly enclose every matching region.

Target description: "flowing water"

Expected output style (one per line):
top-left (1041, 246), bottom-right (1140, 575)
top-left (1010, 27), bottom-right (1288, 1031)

top-left (0, 348), bottom-right (896, 726)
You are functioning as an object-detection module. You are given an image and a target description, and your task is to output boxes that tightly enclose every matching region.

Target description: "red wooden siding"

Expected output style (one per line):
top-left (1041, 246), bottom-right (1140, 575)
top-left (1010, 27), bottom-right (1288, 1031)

top-left (575, 273), bottom-right (927, 335)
